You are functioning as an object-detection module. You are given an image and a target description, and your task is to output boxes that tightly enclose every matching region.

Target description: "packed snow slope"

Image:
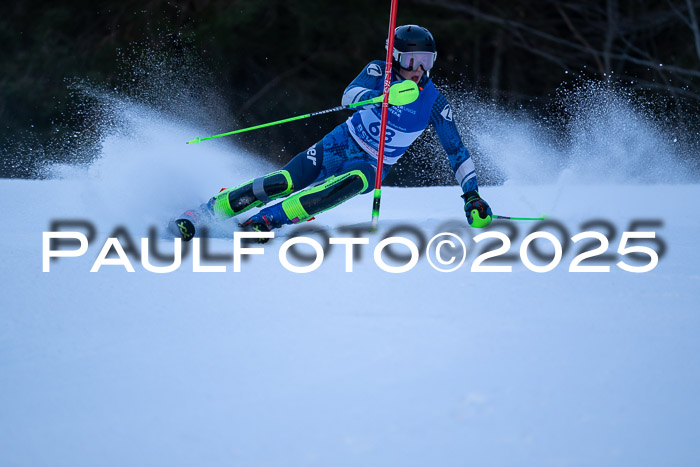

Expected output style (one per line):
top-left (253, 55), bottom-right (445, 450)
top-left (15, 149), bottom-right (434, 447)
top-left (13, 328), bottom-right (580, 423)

top-left (2, 95), bottom-right (700, 467)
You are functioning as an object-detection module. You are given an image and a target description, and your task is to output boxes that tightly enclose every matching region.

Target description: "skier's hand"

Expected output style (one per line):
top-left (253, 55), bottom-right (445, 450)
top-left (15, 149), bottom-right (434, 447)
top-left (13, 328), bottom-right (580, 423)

top-left (462, 191), bottom-right (492, 228)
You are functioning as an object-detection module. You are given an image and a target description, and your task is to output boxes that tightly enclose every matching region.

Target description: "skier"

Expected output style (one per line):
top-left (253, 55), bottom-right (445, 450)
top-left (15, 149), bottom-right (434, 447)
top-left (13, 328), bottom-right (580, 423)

top-left (171, 24), bottom-right (492, 241)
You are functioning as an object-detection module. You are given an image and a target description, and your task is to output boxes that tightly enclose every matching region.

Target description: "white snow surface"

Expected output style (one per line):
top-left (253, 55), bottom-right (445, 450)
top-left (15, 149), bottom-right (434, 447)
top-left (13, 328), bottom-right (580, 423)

top-left (2, 108), bottom-right (700, 466)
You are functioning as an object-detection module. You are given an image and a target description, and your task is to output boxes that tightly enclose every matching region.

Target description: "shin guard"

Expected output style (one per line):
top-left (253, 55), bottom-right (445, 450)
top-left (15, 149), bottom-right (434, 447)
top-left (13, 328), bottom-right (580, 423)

top-left (280, 169), bottom-right (369, 223)
top-left (212, 170), bottom-right (293, 218)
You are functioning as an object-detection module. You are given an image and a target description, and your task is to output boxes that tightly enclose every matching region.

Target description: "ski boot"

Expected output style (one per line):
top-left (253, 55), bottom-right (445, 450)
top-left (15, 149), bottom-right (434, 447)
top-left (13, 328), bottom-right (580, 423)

top-left (239, 208), bottom-right (286, 243)
top-left (169, 197), bottom-right (217, 241)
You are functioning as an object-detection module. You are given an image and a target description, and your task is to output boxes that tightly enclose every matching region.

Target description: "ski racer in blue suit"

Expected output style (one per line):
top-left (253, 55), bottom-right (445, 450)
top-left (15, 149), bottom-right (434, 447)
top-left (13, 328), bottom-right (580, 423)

top-left (172, 25), bottom-right (492, 241)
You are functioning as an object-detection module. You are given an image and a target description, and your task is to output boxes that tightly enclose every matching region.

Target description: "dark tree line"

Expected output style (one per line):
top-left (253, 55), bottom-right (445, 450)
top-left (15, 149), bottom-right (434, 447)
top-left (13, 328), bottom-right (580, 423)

top-left (1, 0), bottom-right (699, 178)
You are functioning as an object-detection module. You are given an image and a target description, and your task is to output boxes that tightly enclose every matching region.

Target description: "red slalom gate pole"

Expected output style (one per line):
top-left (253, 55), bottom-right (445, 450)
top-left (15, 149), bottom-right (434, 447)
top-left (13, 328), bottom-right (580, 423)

top-left (370, 0), bottom-right (399, 231)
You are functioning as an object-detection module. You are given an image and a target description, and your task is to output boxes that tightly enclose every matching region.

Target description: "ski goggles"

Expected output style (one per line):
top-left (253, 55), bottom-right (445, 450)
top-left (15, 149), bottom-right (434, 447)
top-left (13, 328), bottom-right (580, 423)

top-left (393, 50), bottom-right (437, 72)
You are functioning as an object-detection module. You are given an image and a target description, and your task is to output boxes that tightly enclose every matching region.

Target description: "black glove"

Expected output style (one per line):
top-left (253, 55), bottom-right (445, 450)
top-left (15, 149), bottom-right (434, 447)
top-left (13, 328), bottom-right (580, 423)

top-left (461, 191), bottom-right (492, 228)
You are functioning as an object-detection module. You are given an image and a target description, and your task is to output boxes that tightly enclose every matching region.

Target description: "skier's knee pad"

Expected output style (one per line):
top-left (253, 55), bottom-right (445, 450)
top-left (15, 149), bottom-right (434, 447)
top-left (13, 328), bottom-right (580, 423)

top-left (281, 169), bottom-right (369, 223)
top-left (213, 170), bottom-right (293, 218)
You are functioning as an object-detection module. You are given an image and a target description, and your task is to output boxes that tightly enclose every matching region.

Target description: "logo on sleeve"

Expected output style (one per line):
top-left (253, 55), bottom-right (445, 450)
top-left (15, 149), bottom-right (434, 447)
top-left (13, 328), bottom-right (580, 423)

top-left (367, 64), bottom-right (382, 77)
top-left (306, 144), bottom-right (317, 165)
top-left (440, 104), bottom-right (453, 121)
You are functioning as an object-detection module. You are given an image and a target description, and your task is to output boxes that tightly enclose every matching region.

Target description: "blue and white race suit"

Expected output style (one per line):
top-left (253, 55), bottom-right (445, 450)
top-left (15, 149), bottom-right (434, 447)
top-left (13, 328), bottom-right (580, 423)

top-left (281, 60), bottom-right (479, 194)
top-left (342, 60), bottom-right (478, 192)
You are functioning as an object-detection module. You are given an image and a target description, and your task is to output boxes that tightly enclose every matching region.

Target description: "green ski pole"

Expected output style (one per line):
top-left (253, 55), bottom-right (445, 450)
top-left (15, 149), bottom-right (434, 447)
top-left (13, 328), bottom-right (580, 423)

top-left (186, 80), bottom-right (418, 144)
top-left (492, 214), bottom-right (547, 221)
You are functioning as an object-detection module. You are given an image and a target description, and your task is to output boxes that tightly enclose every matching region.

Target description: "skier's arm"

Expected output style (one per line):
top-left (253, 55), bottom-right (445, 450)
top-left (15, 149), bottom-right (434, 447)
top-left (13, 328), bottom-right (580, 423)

top-left (430, 93), bottom-right (479, 193)
top-left (341, 61), bottom-right (384, 108)
top-left (430, 93), bottom-right (492, 227)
